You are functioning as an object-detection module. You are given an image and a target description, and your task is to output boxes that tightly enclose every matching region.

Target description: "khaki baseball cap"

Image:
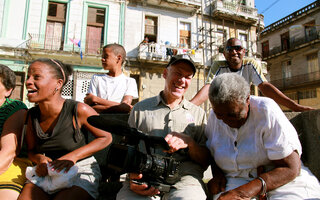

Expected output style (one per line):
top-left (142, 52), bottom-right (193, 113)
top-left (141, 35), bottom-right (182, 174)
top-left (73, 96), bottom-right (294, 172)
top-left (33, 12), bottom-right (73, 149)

top-left (166, 54), bottom-right (196, 76)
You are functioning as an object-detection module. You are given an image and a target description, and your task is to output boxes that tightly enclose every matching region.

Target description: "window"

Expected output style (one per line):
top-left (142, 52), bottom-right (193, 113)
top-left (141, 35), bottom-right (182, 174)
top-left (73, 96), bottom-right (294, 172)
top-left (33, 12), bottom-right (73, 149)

top-left (239, 33), bottom-right (247, 47)
top-left (281, 32), bottom-right (290, 51)
top-left (239, 33), bottom-right (248, 55)
top-left (307, 53), bottom-right (319, 73)
top-left (179, 22), bottom-right (191, 48)
top-left (305, 21), bottom-right (317, 42)
top-left (48, 3), bottom-right (57, 17)
top-left (298, 89), bottom-right (317, 99)
top-left (262, 41), bottom-right (269, 58)
top-left (45, 2), bottom-right (67, 50)
top-left (216, 28), bottom-right (226, 45)
top-left (282, 60), bottom-right (292, 79)
top-left (130, 74), bottom-right (140, 105)
top-left (286, 92), bottom-right (298, 100)
top-left (144, 16), bottom-right (157, 43)
top-left (86, 7), bottom-right (105, 54)
top-left (10, 72), bottom-right (25, 101)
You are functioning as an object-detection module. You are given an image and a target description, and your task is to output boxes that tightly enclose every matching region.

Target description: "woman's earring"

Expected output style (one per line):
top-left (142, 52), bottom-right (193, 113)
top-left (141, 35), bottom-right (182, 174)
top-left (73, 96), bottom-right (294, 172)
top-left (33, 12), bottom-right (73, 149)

top-left (53, 88), bottom-right (58, 95)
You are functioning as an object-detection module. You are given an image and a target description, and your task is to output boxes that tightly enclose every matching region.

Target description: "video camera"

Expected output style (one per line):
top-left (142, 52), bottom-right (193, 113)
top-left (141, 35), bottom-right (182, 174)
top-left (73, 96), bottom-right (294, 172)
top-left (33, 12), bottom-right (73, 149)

top-left (87, 116), bottom-right (181, 193)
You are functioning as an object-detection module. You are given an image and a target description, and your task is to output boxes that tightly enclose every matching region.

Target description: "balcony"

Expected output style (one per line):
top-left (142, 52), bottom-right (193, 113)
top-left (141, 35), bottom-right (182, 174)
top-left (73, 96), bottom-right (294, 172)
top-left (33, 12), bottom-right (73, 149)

top-left (138, 42), bottom-right (203, 65)
top-left (28, 33), bottom-right (103, 56)
top-left (270, 71), bottom-right (320, 90)
top-left (211, 0), bottom-right (260, 25)
top-left (263, 30), bottom-right (320, 59)
top-left (133, 0), bottom-right (201, 13)
top-left (291, 29), bottom-right (320, 48)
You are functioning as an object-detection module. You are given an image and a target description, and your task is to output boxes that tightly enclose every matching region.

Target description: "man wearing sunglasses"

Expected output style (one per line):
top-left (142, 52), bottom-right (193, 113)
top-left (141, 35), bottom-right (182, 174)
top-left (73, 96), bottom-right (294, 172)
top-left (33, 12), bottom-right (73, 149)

top-left (190, 38), bottom-right (314, 112)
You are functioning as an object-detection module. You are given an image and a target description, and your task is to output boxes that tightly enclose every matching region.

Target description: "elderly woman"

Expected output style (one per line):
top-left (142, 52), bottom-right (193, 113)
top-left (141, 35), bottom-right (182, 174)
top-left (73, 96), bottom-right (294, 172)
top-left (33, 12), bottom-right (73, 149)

top-left (0, 64), bottom-right (31, 199)
top-left (205, 73), bottom-right (320, 200)
top-left (18, 59), bottom-right (112, 200)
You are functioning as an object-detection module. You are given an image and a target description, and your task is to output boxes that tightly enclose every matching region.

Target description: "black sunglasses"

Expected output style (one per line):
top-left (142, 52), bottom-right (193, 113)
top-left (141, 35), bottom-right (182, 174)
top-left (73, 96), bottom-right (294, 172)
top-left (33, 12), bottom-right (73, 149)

top-left (225, 46), bottom-right (243, 52)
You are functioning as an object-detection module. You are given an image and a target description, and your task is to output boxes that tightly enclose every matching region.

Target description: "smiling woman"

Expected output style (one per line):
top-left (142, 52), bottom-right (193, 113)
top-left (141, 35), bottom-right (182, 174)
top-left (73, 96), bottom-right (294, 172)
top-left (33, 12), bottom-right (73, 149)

top-left (18, 59), bottom-right (113, 200)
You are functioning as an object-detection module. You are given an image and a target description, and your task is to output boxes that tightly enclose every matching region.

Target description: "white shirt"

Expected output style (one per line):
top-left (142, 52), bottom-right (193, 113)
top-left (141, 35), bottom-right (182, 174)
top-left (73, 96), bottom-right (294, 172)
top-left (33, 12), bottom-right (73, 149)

top-left (88, 73), bottom-right (138, 103)
top-left (206, 96), bottom-right (320, 199)
top-left (206, 96), bottom-right (300, 178)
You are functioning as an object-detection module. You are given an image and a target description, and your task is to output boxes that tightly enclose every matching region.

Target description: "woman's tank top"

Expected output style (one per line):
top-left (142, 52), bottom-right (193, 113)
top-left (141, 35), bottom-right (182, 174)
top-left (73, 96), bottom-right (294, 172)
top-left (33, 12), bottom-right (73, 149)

top-left (29, 99), bottom-right (86, 160)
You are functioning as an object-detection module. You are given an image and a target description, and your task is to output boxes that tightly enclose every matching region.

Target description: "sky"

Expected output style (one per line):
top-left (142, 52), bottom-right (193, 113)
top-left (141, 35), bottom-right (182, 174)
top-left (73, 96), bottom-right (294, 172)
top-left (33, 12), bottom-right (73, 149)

top-left (255, 0), bottom-right (316, 27)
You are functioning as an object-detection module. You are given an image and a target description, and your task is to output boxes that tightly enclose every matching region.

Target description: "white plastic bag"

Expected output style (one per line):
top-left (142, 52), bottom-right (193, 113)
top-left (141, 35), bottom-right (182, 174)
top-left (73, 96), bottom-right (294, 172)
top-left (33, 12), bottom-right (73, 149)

top-left (25, 163), bottom-right (78, 194)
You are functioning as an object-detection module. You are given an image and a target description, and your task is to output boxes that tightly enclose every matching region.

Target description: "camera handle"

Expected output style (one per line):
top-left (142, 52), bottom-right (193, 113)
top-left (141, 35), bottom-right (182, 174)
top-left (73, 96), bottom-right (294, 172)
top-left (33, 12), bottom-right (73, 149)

top-left (131, 179), bottom-right (172, 193)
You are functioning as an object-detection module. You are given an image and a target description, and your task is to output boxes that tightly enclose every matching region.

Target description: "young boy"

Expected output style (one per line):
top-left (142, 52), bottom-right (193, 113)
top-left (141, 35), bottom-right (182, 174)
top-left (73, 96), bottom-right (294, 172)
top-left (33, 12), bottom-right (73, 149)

top-left (84, 44), bottom-right (138, 113)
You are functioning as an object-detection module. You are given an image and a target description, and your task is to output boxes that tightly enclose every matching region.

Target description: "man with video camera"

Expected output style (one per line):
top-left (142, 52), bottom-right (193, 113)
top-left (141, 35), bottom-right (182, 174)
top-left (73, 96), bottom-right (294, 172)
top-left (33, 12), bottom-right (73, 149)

top-left (116, 55), bottom-right (210, 200)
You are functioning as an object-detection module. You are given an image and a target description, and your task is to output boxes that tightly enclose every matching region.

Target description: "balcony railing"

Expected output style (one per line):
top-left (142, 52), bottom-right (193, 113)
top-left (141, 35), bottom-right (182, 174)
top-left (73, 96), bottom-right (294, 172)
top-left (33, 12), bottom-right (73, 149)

top-left (171, 0), bottom-right (201, 6)
top-left (211, 0), bottom-right (258, 20)
top-left (263, 30), bottom-right (320, 59)
top-left (291, 29), bottom-right (319, 48)
top-left (28, 33), bottom-right (103, 55)
top-left (138, 43), bottom-right (203, 64)
top-left (137, 0), bottom-right (201, 11)
top-left (270, 71), bottom-right (320, 90)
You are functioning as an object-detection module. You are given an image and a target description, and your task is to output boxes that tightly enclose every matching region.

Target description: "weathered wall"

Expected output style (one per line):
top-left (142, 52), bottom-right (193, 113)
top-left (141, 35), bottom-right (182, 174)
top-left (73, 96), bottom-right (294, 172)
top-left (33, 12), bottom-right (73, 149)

top-left (289, 110), bottom-right (320, 180)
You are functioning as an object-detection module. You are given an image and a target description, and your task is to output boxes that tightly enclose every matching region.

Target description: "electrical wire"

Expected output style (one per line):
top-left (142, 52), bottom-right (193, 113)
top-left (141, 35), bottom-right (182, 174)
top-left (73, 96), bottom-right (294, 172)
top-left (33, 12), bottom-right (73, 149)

top-left (260, 0), bottom-right (281, 14)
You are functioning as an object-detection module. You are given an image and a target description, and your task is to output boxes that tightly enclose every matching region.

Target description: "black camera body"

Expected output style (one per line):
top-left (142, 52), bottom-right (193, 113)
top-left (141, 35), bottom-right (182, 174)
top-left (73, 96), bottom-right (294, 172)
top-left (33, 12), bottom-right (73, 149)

top-left (87, 116), bottom-right (181, 192)
top-left (107, 143), bottom-right (180, 189)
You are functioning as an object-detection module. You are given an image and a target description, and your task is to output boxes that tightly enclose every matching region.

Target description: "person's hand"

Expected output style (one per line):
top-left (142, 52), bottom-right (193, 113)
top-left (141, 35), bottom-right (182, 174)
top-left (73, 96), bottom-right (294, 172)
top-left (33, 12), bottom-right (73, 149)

top-left (164, 132), bottom-right (190, 153)
top-left (217, 190), bottom-right (251, 200)
top-left (293, 104), bottom-right (315, 112)
top-left (49, 159), bottom-right (75, 173)
top-left (118, 102), bottom-right (133, 112)
top-left (36, 156), bottom-right (52, 177)
top-left (104, 102), bottom-right (133, 113)
top-left (84, 93), bottom-right (96, 105)
top-left (207, 169), bottom-right (227, 194)
top-left (129, 173), bottom-right (160, 196)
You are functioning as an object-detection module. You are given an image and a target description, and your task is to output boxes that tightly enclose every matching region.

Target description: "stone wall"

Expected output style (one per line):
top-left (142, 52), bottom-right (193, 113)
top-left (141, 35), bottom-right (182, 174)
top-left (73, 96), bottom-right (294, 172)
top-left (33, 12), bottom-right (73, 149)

top-left (287, 110), bottom-right (320, 180)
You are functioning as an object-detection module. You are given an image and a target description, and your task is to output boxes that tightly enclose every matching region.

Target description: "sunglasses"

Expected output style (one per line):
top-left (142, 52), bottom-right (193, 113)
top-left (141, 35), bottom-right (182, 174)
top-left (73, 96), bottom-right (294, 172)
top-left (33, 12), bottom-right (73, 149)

top-left (225, 46), bottom-right (244, 52)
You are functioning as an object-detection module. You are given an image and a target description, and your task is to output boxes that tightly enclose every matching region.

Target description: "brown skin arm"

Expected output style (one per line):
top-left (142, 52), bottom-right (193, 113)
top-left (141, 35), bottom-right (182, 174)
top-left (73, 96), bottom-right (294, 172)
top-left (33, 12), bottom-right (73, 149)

top-left (216, 151), bottom-right (301, 200)
top-left (207, 160), bottom-right (227, 195)
top-left (190, 84), bottom-right (210, 106)
top-left (84, 93), bottom-right (133, 113)
top-left (0, 109), bottom-right (26, 174)
top-left (102, 95), bottom-right (133, 113)
top-left (165, 132), bottom-right (210, 169)
top-left (258, 82), bottom-right (314, 112)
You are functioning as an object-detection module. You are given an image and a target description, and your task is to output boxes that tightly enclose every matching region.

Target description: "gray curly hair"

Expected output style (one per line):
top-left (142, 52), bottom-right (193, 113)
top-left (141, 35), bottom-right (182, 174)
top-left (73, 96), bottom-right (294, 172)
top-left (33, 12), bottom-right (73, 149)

top-left (209, 73), bottom-right (250, 105)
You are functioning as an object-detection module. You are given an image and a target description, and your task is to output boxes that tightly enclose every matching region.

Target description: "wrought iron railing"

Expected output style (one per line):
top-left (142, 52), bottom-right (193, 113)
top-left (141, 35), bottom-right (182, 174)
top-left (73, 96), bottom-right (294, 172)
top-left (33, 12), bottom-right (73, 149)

top-left (138, 42), bottom-right (203, 64)
top-left (212, 0), bottom-right (258, 16)
top-left (270, 71), bottom-right (320, 89)
top-left (13, 33), bottom-right (33, 57)
top-left (173, 0), bottom-right (201, 6)
top-left (28, 33), bottom-right (103, 55)
top-left (263, 30), bottom-right (320, 59)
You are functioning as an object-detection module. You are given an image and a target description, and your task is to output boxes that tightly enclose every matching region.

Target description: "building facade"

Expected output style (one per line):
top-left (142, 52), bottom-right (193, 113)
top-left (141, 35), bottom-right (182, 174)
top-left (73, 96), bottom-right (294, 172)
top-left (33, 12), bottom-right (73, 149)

top-left (0, 0), bottom-right (124, 107)
top-left (0, 0), bottom-right (263, 111)
top-left (259, 0), bottom-right (320, 110)
top-left (123, 0), bottom-right (264, 111)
